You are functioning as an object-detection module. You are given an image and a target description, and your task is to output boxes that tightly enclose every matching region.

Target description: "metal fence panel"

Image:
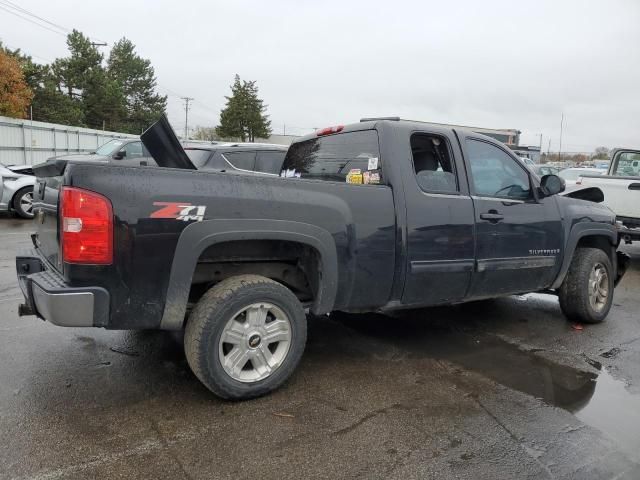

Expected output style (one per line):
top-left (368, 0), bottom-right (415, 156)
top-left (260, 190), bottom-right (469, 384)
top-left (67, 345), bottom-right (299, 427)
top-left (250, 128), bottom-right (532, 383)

top-left (0, 115), bottom-right (137, 166)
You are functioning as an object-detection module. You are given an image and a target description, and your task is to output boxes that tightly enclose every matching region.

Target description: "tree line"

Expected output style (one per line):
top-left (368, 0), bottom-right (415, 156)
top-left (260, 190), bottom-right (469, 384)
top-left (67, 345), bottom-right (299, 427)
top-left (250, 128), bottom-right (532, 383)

top-left (1, 31), bottom-right (166, 133)
top-left (540, 146), bottom-right (613, 164)
top-left (0, 32), bottom-right (272, 141)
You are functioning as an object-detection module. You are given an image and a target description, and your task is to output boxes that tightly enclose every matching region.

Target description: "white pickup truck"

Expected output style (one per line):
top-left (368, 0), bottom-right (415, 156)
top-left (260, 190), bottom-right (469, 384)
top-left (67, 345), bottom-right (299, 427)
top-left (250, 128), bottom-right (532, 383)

top-left (579, 148), bottom-right (640, 241)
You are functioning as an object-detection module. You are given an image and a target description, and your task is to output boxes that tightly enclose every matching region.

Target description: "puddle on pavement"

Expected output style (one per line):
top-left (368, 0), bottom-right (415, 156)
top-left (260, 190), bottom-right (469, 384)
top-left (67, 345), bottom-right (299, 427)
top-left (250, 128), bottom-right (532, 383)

top-left (334, 313), bottom-right (640, 462)
top-left (427, 334), bottom-right (640, 462)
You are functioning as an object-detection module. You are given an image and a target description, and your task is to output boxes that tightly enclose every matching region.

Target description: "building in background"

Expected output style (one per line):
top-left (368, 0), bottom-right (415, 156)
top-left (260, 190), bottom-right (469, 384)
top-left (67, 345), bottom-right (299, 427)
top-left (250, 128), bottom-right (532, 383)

top-left (509, 145), bottom-right (542, 163)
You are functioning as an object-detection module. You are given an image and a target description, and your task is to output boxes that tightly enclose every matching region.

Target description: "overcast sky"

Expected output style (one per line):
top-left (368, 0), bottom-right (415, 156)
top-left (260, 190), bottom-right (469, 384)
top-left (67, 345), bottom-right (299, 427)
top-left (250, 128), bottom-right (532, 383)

top-left (2, 0), bottom-right (638, 151)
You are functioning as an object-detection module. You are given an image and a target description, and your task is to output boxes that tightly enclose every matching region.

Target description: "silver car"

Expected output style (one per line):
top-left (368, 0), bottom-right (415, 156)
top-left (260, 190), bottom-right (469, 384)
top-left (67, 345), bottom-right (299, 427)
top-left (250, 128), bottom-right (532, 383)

top-left (0, 163), bottom-right (35, 219)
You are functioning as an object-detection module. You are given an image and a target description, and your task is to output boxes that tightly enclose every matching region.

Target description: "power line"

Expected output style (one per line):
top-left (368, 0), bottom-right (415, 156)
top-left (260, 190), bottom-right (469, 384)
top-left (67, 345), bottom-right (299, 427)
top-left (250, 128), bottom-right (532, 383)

top-left (0, 0), bottom-right (107, 43)
top-left (0, 0), bottom-right (70, 33)
top-left (0, 4), bottom-right (67, 37)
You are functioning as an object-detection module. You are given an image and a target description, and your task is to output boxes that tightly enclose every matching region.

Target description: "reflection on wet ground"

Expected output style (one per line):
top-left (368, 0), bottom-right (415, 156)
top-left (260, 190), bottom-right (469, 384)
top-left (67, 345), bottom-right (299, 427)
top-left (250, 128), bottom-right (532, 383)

top-left (576, 369), bottom-right (640, 462)
top-left (335, 307), bottom-right (640, 462)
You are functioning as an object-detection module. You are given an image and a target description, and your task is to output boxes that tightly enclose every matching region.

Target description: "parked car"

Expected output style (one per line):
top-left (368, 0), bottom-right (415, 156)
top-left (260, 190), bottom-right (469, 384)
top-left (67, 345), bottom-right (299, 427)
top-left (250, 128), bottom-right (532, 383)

top-left (17, 117), bottom-right (628, 400)
top-left (184, 143), bottom-right (288, 174)
top-left (50, 138), bottom-right (156, 167)
top-left (559, 167), bottom-right (606, 185)
top-left (578, 148), bottom-right (640, 237)
top-left (6, 164), bottom-right (35, 176)
top-left (518, 156), bottom-right (536, 168)
top-left (0, 163), bottom-right (35, 218)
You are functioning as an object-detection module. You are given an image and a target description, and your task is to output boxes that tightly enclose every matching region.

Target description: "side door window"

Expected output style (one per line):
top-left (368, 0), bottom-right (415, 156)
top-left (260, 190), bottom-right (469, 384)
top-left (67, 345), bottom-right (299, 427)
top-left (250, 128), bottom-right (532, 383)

top-left (255, 150), bottom-right (286, 174)
top-left (222, 151), bottom-right (256, 171)
top-left (612, 151), bottom-right (640, 176)
top-left (466, 140), bottom-right (531, 200)
top-left (122, 141), bottom-right (144, 159)
top-left (410, 133), bottom-right (458, 194)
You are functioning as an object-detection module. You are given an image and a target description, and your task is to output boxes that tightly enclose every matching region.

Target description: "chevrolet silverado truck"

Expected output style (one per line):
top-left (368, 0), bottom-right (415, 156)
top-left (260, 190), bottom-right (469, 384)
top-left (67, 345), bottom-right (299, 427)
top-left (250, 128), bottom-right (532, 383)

top-left (16, 117), bottom-right (628, 399)
top-left (577, 148), bottom-right (640, 242)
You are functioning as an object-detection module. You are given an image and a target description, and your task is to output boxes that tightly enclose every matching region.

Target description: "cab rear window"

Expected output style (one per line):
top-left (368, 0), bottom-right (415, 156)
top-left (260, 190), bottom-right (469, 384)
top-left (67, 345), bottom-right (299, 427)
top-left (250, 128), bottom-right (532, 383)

top-left (281, 130), bottom-right (381, 184)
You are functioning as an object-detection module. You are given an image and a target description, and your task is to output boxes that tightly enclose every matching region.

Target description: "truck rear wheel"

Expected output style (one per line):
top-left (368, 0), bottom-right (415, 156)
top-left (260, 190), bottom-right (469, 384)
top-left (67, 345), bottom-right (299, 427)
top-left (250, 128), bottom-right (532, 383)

top-left (184, 275), bottom-right (307, 400)
top-left (559, 247), bottom-right (614, 324)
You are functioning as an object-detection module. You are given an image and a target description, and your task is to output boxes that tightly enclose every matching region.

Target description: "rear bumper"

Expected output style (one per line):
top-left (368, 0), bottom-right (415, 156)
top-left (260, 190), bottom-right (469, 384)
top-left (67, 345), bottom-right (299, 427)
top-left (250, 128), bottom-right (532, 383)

top-left (16, 249), bottom-right (109, 327)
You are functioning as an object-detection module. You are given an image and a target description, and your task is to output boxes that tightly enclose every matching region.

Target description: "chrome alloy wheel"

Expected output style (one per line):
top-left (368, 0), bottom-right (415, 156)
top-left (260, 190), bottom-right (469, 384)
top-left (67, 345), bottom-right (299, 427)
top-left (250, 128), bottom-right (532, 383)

top-left (218, 303), bottom-right (292, 382)
top-left (20, 191), bottom-right (33, 215)
top-left (588, 262), bottom-right (609, 313)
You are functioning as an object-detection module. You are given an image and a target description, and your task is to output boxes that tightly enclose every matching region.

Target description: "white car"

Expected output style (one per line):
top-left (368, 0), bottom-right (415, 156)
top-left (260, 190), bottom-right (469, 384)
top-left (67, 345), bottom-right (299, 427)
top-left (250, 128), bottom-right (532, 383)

top-left (0, 163), bottom-right (35, 218)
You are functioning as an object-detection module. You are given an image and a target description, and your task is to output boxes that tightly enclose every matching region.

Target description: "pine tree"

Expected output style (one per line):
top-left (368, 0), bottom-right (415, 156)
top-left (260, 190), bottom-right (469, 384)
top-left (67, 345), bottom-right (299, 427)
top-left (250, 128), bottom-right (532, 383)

top-left (107, 38), bottom-right (167, 133)
top-left (217, 75), bottom-right (272, 142)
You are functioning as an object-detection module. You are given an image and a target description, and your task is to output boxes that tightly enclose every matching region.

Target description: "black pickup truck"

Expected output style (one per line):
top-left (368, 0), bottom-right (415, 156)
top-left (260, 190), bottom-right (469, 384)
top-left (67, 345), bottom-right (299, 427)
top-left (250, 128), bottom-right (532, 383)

top-left (17, 117), bottom-right (628, 399)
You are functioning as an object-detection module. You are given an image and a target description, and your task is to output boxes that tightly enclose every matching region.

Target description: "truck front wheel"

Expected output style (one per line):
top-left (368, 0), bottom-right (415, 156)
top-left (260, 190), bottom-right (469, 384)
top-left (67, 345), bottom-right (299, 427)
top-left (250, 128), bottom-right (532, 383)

top-left (184, 275), bottom-right (307, 400)
top-left (559, 247), bottom-right (614, 324)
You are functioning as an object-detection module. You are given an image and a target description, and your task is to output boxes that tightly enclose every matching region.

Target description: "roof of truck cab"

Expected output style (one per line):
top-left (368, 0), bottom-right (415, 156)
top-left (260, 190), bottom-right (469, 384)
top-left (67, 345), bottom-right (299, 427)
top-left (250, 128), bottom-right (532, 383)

top-left (292, 119), bottom-right (487, 144)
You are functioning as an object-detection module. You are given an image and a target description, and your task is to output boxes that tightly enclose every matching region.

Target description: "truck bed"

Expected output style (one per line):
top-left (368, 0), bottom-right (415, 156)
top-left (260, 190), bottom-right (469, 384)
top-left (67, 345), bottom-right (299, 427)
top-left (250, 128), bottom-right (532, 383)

top-left (30, 161), bottom-right (396, 329)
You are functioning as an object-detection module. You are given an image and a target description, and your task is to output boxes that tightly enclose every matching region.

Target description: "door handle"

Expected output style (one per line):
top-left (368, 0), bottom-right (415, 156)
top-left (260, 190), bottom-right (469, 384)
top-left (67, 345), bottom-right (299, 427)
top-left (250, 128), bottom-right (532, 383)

top-left (628, 183), bottom-right (640, 190)
top-left (480, 212), bottom-right (504, 222)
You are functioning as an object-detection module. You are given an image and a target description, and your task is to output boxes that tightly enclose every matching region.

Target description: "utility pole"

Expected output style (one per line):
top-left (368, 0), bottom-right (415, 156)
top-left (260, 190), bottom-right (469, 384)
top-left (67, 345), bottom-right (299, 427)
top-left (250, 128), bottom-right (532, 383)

top-left (90, 42), bottom-right (108, 48)
top-left (181, 97), bottom-right (194, 140)
top-left (29, 105), bottom-right (33, 165)
top-left (537, 134), bottom-right (543, 164)
top-left (558, 113), bottom-right (564, 163)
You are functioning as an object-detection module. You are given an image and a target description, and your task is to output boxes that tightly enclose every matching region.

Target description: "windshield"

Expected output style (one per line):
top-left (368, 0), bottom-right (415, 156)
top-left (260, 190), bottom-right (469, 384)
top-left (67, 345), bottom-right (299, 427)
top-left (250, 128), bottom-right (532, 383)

top-left (95, 139), bottom-right (124, 156)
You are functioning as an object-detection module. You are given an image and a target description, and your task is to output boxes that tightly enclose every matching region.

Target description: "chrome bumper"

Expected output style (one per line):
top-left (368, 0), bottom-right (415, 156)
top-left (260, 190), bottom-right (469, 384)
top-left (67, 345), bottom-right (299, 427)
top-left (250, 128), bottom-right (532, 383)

top-left (16, 249), bottom-right (109, 327)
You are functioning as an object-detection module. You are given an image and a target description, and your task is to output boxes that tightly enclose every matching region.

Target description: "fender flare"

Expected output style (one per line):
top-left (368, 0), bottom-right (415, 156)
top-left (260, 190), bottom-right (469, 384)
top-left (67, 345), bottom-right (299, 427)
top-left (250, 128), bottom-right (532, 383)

top-left (160, 219), bottom-right (338, 330)
top-left (551, 223), bottom-right (618, 289)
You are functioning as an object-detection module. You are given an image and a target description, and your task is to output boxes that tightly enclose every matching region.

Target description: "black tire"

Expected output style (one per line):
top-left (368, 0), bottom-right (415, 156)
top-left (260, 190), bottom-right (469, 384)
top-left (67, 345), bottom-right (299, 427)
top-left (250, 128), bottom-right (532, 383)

top-left (12, 186), bottom-right (34, 219)
top-left (184, 275), bottom-right (307, 400)
top-left (559, 247), bottom-right (614, 324)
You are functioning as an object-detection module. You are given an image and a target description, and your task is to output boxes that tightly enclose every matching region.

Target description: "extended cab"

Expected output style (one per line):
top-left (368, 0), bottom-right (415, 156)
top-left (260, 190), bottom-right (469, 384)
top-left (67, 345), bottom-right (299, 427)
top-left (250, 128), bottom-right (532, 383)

top-left (17, 117), bottom-right (628, 399)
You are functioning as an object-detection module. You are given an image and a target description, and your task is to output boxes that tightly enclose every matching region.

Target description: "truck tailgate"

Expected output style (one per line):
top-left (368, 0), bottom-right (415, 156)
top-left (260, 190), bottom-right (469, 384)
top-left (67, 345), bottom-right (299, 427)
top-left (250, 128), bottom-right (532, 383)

top-left (32, 161), bottom-right (66, 270)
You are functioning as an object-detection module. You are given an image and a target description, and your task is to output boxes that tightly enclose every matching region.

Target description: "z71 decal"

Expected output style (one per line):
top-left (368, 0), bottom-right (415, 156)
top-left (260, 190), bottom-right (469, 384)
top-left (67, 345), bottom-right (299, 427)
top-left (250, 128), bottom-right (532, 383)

top-left (151, 202), bottom-right (206, 222)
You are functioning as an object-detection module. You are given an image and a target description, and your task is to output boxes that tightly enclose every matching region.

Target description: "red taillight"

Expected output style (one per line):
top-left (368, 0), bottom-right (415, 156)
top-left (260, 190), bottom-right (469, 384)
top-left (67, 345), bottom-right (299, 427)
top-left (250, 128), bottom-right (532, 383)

top-left (61, 187), bottom-right (113, 265)
top-left (316, 125), bottom-right (344, 136)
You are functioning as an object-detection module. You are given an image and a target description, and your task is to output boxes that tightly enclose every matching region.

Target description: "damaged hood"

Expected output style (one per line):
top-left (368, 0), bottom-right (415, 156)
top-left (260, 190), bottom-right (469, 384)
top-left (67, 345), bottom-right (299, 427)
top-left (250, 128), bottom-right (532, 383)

top-left (141, 115), bottom-right (196, 170)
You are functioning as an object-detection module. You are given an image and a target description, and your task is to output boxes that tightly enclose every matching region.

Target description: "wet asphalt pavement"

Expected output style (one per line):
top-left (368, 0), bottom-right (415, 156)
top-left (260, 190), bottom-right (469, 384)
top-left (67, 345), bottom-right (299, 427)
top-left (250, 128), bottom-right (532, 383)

top-left (1, 215), bottom-right (640, 479)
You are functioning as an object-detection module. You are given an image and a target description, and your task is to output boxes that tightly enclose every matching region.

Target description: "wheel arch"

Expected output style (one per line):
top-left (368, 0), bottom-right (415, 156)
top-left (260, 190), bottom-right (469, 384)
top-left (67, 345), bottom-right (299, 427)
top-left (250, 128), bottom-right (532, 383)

top-left (160, 219), bottom-right (338, 330)
top-left (551, 224), bottom-right (618, 289)
top-left (9, 180), bottom-right (34, 204)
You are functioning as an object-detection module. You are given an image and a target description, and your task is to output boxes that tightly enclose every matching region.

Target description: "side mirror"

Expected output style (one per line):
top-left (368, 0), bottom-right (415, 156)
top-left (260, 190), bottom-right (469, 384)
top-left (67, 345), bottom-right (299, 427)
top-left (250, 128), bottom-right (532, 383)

top-left (540, 174), bottom-right (565, 196)
top-left (113, 150), bottom-right (126, 160)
